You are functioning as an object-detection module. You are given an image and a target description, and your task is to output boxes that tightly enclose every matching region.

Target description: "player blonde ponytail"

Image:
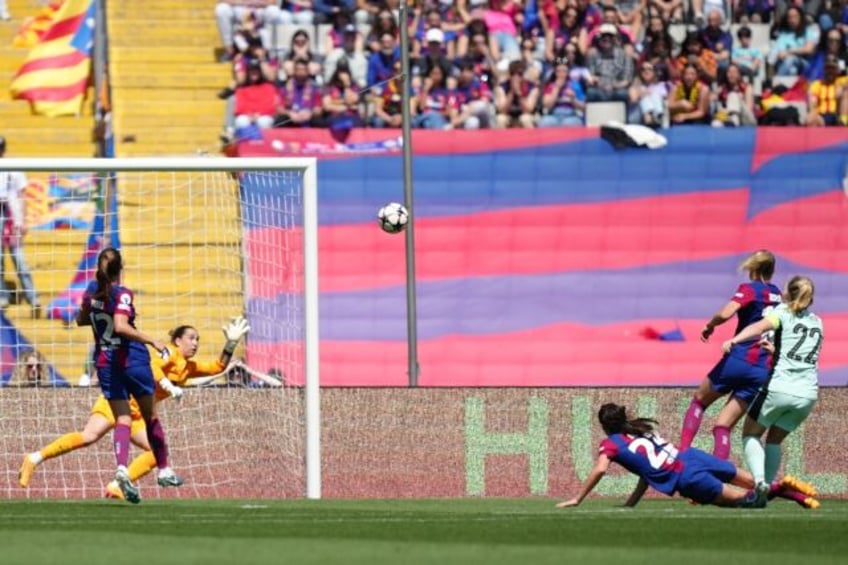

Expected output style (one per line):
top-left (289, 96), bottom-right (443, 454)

top-left (785, 275), bottom-right (815, 314)
top-left (739, 249), bottom-right (775, 281)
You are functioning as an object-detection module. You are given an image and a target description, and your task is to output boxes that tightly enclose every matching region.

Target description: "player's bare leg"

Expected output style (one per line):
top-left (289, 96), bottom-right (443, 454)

top-left (20, 414), bottom-right (112, 487)
top-left (136, 394), bottom-right (184, 487)
top-left (712, 484), bottom-right (763, 508)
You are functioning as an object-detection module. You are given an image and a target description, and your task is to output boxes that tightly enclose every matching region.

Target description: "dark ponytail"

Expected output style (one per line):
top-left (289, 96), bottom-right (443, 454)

top-left (93, 248), bottom-right (123, 302)
top-left (598, 403), bottom-right (657, 436)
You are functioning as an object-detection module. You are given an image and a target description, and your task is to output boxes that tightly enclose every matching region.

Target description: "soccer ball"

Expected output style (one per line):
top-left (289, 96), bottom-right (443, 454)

top-left (377, 202), bottom-right (409, 234)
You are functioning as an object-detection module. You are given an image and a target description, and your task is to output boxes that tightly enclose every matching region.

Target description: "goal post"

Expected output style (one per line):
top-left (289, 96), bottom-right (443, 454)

top-left (0, 157), bottom-right (321, 500)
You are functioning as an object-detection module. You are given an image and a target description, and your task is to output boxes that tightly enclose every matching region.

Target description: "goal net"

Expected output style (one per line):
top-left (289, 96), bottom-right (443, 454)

top-left (0, 158), bottom-right (320, 500)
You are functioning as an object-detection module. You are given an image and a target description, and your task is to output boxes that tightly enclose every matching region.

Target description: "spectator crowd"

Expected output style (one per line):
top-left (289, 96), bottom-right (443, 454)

top-left (215, 0), bottom-right (848, 136)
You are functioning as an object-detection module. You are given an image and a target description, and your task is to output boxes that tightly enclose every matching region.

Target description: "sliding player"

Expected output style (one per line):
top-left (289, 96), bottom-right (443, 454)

top-left (19, 306), bottom-right (250, 501)
top-left (730, 276), bottom-right (822, 508)
top-left (556, 403), bottom-right (819, 509)
top-left (679, 250), bottom-right (782, 459)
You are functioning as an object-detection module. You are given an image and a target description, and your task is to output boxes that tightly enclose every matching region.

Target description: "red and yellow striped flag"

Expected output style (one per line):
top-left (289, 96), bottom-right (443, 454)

top-left (12, 1), bottom-right (65, 49)
top-left (9, 0), bottom-right (95, 117)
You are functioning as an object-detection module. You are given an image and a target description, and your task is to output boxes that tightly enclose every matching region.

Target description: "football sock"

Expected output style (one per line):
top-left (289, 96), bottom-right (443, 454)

top-left (679, 398), bottom-right (705, 450)
top-left (769, 483), bottom-right (808, 505)
top-left (36, 432), bottom-right (85, 464)
top-left (742, 435), bottom-right (766, 484)
top-left (764, 443), bottom-right (782, 483)
top-left (712, 425), bottom-right (731, 460)
top-left (146, 417), bottom-right (169, 469)
top-left (128, 451), bottom-right (157, 482)
top-left (114, 423), bottom-right (131, 468)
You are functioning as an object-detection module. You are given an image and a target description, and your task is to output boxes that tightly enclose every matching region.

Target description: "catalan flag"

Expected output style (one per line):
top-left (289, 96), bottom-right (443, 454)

top-left (9, 0), bottom-right (95, 117)
top-left (11, 1), bottom-right (64, 49)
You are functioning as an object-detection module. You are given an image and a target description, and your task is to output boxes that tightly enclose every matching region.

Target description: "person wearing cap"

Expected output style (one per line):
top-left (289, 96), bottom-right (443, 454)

top-left (585, 23), bottom-right (634, 102)
top-left (731, 25), bottom-right (764, 81)
top-left (806, 54), bottom-right (847, 126)
top-left (413, 8), bottom-right (458, 60)
top-left (0, 137), bottom-right (41, 317)
top-left (324, 22), bottom-right (368, 87)
top-left (416, 27), bottom-right (452, 89)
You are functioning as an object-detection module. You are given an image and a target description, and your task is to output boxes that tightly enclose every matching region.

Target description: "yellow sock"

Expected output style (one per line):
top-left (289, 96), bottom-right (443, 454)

top-left (39, 432), bottom-right (85, 461)
top-left (128, 451), bottom-right (157, 482)
top-left (840, 115), bottom-right (848, 126)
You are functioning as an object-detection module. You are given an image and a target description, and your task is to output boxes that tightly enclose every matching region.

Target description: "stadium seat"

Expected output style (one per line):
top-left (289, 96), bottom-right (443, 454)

top-left (315, 23), bottom-right (333, 55)
top-left (772, 75), bottom-right (799, 89)
top-left (585, 102), bottom-right (627, 127)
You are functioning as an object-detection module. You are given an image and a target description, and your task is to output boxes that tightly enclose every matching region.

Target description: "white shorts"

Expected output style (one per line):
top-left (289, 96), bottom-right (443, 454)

top-left (750, 390), bottom-right (816, 433)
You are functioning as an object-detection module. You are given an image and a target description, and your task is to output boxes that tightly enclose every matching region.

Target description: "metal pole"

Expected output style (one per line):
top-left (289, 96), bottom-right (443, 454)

top-left (399, 0), bottom-right (420, 387)
top-left (93, 0), bottom-right (107, 157)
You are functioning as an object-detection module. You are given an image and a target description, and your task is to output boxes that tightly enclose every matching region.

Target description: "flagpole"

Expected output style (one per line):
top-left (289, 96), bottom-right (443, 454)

top-left (399, 0), bottom-right (420, 387)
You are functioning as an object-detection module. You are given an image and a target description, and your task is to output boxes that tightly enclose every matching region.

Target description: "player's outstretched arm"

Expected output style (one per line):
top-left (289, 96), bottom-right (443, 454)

top-left (701, 301), bottom-right (742, 342)
top-left (623, 477), bottom-right (649, 508)
top-left (113, 313), bottom-right (166, 353)
top-left (556, 454), bottom-right (611, 508)
top-left (722, 318), bottom-right (777, 354)
top-left (220, 316), bottom-right (251, 365)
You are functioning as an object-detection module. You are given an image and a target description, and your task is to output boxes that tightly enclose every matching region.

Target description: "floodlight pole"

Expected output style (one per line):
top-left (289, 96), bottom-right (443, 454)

top-left (399, 0), bottom-right (420, 387)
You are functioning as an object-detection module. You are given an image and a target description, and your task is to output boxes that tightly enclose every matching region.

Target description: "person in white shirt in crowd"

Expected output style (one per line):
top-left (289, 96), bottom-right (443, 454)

top-left (0, 136), bottom-right (41, 318)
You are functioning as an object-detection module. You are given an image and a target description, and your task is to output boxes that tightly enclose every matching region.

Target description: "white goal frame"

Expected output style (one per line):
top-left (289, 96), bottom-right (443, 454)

top-left (0, 157), bottom-right (321, 500)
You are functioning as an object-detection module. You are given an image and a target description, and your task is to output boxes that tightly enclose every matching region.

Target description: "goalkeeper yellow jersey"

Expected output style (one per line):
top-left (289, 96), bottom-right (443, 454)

top-left (90, 349), bottom-right (226, 422)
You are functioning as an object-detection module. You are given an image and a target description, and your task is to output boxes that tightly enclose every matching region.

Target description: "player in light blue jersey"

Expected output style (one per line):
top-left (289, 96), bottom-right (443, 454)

top-left (724, 275), bottom-right (823, 508)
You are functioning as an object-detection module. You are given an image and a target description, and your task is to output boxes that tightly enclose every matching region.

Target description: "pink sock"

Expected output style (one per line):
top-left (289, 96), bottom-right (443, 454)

top-left (114, 423), bottom-right (131, 467)
top-left (146, 417), bottom-right (169, 469)
top-left (679, 398), bottom-right (705, 450)
top-left (770, 482), bottom-right (810, 506)
top-left (712, 425), bottom-right (731, 460)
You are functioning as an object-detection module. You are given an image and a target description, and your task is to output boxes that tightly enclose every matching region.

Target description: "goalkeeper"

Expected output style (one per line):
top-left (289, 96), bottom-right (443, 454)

top-left (19, 317), bottom-right (251, 499)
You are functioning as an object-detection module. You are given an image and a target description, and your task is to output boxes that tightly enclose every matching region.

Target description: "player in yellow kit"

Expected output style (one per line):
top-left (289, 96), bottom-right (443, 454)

top-left (19, 317), bottom-right (250, 499)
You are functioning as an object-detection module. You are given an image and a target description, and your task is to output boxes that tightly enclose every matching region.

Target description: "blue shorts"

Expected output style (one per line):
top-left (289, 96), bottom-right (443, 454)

top-left (675, 448), bottom-right (738, 504)
top-left (98, 362), bottom-right (155, 401)
top-left (707, 353), bottom-right (769, 405)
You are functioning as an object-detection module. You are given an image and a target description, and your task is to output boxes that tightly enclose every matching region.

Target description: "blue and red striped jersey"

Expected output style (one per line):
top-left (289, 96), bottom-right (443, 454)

top-left (729, 280), bottom-right (782, 367)
top-left (82, 280), bottom-right (151, 369)
top-left (599, 433), bottom-right (683, 495)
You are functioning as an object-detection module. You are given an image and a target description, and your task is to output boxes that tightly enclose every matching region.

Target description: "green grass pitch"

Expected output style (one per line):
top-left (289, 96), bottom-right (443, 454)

top-left (0, 498), bottom-right (845, 565)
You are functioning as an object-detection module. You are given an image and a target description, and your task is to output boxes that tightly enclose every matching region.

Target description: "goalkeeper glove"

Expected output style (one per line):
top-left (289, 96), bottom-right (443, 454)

top-left (159, 377), bottom-right (184, 401)
top-left (222, 316), bottom-right (251, 354)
